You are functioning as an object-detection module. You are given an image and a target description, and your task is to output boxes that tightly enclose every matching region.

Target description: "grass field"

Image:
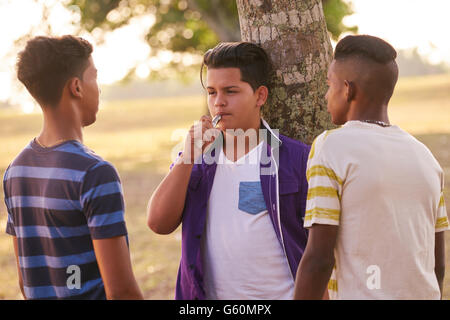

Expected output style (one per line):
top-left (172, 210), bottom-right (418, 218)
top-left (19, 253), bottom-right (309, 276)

top-left (0, 73), bottom-right (449, 299)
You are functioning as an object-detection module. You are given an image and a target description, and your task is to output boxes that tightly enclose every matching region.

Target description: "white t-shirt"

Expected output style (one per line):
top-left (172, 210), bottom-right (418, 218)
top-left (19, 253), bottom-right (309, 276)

top-left (304, 121), bottom-right (449, 300)
top-left (201, 142), bottom-right (294, 300)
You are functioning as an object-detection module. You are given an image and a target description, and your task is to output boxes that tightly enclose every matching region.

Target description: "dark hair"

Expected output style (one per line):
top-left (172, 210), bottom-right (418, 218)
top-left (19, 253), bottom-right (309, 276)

top-left (334, 35), bottom-right (397, 64)
top-left (200, 42), bottom-right (273, 92)
top-left (334, 35), bottom-right (399, 103)
top-left (17, 35), bottom-right (93, 107)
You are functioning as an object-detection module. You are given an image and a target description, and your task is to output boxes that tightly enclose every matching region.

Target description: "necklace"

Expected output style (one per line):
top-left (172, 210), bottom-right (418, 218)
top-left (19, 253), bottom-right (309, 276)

top-left (35, 137), bottom-right (72, 148)
top-left (360, 119), bottom-right (391, 127)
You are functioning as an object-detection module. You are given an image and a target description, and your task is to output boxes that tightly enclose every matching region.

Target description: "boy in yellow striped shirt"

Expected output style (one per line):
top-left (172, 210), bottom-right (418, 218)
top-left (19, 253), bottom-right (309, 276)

top-left (293, 35), bottom-right (449, 300)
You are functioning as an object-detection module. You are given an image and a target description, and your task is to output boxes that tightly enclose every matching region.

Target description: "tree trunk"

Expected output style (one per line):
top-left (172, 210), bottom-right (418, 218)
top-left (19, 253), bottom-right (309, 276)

top-left (236, 0), bottom-right (335, 144)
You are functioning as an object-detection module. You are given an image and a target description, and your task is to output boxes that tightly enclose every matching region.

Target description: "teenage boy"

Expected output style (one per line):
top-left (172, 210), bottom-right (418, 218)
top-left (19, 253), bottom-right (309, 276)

top-left (3, 35), bottom-right (143, 300)
top-left (294, 35), bottom-right (449, 300)
top-left (147, 42), bottom-right (310, 300)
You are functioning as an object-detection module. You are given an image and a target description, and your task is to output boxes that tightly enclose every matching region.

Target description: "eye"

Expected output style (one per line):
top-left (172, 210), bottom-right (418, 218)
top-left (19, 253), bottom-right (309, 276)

top-left (227, 90), bottom-right (237, 94)
top-left (207, 91), bottom-right (216, 96)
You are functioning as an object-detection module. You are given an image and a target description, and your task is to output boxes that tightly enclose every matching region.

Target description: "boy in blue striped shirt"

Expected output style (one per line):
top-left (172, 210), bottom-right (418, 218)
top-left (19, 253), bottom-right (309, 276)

top-left (3, 35), bottom-right (143, 299)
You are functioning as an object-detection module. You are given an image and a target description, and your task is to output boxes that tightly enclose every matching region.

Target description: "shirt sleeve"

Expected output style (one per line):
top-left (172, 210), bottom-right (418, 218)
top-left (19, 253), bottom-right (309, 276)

top-left (3, 167), bottom-right (16, 236)
top-left (304, 132), bottom-right (343, 228)
top-left (80, 161), bottom-right (128, 239)
top-left (435, 191), bottom-right (449, 233)
top-left (5, 211), bottom-right (15, 236)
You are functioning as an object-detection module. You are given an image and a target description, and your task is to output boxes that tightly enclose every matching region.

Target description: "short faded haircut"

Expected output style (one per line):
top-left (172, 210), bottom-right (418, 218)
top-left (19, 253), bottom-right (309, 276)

top-left (17, 35), bottom-right (93, 107)
top-left (334, 35), bottom-right (399, 104)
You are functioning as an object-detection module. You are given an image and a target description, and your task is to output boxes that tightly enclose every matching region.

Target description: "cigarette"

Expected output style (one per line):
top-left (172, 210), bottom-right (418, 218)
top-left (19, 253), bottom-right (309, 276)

top-left (212, 114), bottom-right (222, 127)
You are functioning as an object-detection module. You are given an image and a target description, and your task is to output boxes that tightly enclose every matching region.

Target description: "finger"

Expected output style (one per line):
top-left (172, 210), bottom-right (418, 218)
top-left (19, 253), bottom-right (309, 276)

top-left (200, 115), bottom-right (212, 121)
top-left (203, 128), bottom-right (221, 142)
top-left (194, 139), bottom-right (203, 149)
top-left (187, 127), bottom-right (196, 140)
top-left (200, 116), bottom-right (213, 129)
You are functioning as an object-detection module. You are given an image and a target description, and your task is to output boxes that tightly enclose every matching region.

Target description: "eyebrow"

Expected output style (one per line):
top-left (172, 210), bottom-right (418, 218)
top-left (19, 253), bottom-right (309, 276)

top-left (206, 86), bottom-right (240, 90)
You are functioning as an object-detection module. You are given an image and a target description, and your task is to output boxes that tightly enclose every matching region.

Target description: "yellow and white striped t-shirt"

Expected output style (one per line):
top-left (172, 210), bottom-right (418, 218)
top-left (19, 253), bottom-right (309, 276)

top-left (304, 120), bottom-right (449, 300)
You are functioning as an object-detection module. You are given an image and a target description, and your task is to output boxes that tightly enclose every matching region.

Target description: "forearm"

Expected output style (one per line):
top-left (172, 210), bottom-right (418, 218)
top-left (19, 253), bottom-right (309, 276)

top-left (107, 281), bottom-right (143, 300)
top-left (19, 280), bottom-right (26, 300)
top-left (435, 231), bottom-right (446, 299)
top-left (147, 154), bottom-right (194, 234)
top-left (294, 255), bottom-right (334, 300)
top-left (16, 260), bottom-right (26, 299)
top-left (93, 236), bottom-right (144, 300)
top-left (435, 267), bottom-right (445, 299)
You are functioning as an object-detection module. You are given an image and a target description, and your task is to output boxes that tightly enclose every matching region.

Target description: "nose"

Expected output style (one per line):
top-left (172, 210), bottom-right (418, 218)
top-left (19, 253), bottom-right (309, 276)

top-left (214, 92), bottom-right (226, 107)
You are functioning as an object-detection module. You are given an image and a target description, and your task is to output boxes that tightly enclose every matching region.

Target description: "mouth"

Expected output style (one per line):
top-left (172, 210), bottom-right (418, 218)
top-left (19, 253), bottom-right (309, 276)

top-left (216, 112), bottom-right (231, 116)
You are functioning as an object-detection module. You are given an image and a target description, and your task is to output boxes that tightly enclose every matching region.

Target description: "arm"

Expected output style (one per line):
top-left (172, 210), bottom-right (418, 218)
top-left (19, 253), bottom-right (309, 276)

top-left (294, 224), bottom-right (338, 299)
top-left (12, 236), bottom-right (26, 299)
top-left (147, 115), bottom-right (217, 234)
top-left (92, 236), bottom-right (143, 300)
top-left (434, 185), bottom-right (448, 299)
top-left (434, 231), bottom-right (445, 299)
top-left (294, 133), bottom-right (342, 299)
top-left (147, 156), bottom-right (193, 234)
top-left (81, 163), bottom-right (143, 299)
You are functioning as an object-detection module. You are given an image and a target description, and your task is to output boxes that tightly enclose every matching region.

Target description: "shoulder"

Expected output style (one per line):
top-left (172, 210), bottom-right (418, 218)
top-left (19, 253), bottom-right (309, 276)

top-left (316, 126), bottom-right (348, 144)
top-left (308, 127), bottom-right (349, 161)
top-left (58, 141), bottom-right (105, 164)
top-left (4, 141), bottom-right (35, 181)
top-left (84, 160), bottom-right (120, 181)
top-left (279, 134), bottom-right (311, 157)
top-left (80, 160), bottom-right (123, 200)
top-left (7, 141), bottom-right (34, 168)
top-left (3, 164), bottom-right (11, 182)
top-left (75, 144), bottom-right (121, 186)
top-left (400, 129), bottom-right (431, 150)
top-left (399, 129), bottom-right (443, 170)
top-left (277, 135), bottom-right (311, 178)
top-left (58, 142), bottom-right (118, 177)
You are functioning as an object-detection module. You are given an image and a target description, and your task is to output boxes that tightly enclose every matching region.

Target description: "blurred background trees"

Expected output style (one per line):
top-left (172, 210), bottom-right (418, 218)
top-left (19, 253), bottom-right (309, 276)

top-left (65, 0), bottom-right (357, 141)
top-left (67, 0), bottom-right (357, 80)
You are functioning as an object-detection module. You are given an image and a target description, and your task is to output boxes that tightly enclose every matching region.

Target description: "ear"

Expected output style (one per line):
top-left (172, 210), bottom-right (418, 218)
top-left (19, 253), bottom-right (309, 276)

top-left (68, 77), bottom-right (83, 99)
top-left (255, 85), bottom-right (269, 108)
top-left (344, 80), bottom-right (356, 103)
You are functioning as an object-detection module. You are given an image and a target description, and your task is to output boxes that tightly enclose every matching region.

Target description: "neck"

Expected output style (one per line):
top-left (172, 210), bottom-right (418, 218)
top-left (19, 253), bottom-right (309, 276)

top-left (38, 104), bottom-right (83, 147)
top-left (347, 102), bottom-right (390, 124)
top-left (223, 120), bottom-right (261, 162)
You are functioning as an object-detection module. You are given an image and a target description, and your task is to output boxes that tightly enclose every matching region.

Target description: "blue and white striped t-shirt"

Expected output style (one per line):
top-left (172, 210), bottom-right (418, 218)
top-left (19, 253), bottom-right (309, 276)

top-left (3, 139), bottom-right (128, 299)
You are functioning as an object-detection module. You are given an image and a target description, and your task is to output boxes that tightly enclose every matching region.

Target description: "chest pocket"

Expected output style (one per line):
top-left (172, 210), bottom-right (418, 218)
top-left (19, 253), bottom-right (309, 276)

top-left (238, 181), bottom-right (267, 215)
top-left (279, 181), bottom-right (302, 221)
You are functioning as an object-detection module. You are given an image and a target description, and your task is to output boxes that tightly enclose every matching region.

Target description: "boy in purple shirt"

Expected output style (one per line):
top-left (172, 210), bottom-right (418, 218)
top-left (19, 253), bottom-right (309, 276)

top-left (147, 42), bottom-right (310, 299)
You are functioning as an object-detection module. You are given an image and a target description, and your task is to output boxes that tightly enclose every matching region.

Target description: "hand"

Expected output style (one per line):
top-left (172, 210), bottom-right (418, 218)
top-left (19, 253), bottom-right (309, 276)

top-left (183, 115), bottom-right (220, 163)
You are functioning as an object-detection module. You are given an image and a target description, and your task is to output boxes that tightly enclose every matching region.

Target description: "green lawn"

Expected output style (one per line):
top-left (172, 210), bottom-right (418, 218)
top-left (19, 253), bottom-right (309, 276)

top-left (0, 74), bottom-right (449, 299)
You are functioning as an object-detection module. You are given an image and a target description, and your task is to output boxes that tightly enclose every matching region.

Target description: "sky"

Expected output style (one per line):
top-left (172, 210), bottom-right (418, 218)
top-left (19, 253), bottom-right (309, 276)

top-left (0, 0), bottom-right (449, 112)
top-left (344, 0), bottom-right (450, 65)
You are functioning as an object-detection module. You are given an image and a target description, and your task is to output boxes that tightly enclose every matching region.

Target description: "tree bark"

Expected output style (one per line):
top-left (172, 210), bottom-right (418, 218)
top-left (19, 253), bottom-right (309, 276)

top-left (236, 0), bottom-right (335, 144)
